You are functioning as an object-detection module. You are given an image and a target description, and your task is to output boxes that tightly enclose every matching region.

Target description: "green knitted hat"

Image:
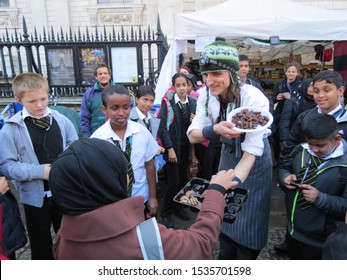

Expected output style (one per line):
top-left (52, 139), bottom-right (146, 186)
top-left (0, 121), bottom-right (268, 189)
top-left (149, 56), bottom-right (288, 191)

top-left (199, 38), bottom-right (240, 77)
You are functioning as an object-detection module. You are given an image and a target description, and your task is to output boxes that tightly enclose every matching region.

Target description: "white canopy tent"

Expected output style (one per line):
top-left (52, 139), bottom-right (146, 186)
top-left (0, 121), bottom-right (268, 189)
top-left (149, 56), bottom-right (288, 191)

top-left (155, 0), bottom-right (347, 104)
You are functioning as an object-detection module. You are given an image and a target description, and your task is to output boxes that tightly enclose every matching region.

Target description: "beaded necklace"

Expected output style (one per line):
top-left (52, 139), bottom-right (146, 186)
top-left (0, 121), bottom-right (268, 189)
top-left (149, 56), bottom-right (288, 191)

top-left (205, 87), bottom-right (233, 121)
top-left (205, 87), bottom-right (210, 117)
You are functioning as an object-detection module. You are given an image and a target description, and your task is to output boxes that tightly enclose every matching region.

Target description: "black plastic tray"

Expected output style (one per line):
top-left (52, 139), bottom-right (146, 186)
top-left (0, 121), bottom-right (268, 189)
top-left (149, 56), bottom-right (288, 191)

top-left (173, 177), bottom-right (249, 223)
top-left (173, 177), bottom-right (209, 210)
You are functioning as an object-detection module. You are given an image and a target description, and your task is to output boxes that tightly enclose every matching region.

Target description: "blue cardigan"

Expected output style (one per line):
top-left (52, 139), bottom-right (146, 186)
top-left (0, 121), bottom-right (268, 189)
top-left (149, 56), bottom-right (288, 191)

top-left (0, 110), bottom-right (78, 207)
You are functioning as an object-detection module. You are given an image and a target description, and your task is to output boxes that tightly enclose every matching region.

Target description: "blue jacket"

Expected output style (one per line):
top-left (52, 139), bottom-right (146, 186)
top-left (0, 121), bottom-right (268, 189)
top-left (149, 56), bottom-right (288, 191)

top-left (80, 83), bottom-right (106, 137)
top-left (80, 81), bottom-right (116, 137)
top-left (0, 110), bottom-right (78, 207)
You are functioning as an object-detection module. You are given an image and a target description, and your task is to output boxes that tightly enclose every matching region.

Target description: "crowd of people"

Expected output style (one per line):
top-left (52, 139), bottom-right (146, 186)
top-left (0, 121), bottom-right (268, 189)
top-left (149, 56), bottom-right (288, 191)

top-left (0, 37), bottom-right (346, 260)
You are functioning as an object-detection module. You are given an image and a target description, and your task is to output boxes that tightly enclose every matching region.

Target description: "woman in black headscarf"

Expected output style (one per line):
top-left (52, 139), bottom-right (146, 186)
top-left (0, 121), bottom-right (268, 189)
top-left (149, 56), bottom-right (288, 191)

top-left (50, 137), bottom-right (128, 215)
top-left (50, 138), bottom-right (238, 260)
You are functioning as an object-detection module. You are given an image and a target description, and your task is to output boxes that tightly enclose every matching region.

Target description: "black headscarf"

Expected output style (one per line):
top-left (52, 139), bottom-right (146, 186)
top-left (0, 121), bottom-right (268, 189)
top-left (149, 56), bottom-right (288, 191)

top-left (297, 78), bottom-right (316, 115)
top-left (50, 138), bottom-right (128, 215)
top-left (299, 78), bottom-right (313, 101)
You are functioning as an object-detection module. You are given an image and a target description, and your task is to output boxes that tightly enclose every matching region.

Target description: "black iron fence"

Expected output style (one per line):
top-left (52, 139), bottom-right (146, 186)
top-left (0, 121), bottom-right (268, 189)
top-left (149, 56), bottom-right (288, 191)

top-left (0, 16), bottom-right (169, 99)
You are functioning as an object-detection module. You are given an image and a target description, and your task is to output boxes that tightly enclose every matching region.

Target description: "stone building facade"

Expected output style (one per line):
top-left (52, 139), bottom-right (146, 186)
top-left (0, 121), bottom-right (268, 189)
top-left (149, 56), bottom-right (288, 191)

top-left (0, 0), bottom-right (225, 39)
top-left (0, 0), bottom-right (346, 90)
top-left (0, 0), bottom-right (346, 43)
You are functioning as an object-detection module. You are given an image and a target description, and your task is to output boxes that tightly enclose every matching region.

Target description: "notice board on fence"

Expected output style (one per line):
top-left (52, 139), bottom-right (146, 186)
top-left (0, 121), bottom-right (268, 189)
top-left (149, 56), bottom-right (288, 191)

top-left (111, 47), bottom-right (138, 84)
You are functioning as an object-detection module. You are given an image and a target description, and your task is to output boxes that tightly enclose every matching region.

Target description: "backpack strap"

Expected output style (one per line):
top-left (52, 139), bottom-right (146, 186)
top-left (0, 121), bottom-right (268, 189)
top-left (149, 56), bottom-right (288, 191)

top-left (165, 98), bottom-right (174, 129)
top-left (136, 217), bottom-right (164, 260)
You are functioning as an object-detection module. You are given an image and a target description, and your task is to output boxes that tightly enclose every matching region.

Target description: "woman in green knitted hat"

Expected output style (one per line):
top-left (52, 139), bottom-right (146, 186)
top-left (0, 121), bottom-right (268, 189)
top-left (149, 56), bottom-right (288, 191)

top-left (187, 38), bottom-right (273, 260)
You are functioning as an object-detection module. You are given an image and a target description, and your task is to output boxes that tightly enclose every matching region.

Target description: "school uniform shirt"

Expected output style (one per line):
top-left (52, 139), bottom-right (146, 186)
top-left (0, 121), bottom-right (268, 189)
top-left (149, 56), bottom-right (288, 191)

top-left (91, 120), bottom-right (160, 201)
top-left (130, 107), bottom-right (161, 140)
top-left (174, 93), bottom-right (188, 105)
top-left (22, 106), bottom-right (51, 120)
top-left (135, 106), bottom-right (151, 124)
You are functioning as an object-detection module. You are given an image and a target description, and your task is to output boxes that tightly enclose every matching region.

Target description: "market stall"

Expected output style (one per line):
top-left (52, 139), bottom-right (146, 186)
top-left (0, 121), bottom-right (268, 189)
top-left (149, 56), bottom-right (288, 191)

top-left (155, 0), bottom-right (347, 103)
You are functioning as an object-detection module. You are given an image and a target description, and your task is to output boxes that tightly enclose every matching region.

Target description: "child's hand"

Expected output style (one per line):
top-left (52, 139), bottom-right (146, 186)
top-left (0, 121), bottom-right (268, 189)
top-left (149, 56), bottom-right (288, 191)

top-left (155, 146), bottom-right (165, 155)
top-left (147, 197), bottom-right (158, 215)
top-left (277, 93), bottom-right (284, 100)
top-left (0, 176), bottom-right (9, 195)
top-left (210, 169), bottom-right (238, 191)
top-left (43, 164), bottom-right (51, 180)
top-left (168, 148), bottom-right (177, 163)
top-left (283, 92), bottom-right (291, 99)
top-left (190, 113), bottom-right (195, 122)
top-left (283, 174), bottom-right (298, 190)
top-left (299, 184), bottom-right (319, 203)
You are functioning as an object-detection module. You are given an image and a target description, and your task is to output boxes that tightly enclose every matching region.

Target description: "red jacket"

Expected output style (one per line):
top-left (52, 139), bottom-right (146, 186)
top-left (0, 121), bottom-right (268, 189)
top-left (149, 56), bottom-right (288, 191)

top-left (53, 189), bottom-right (225, 260)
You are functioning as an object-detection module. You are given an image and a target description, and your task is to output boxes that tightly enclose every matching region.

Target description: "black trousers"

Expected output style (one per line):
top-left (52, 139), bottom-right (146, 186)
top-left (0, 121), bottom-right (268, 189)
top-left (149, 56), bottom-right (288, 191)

top-left (287, 234), bottom-right (322, 260)
top-left (160, 144), bottom-right (189, 218)
top-left (218, 232), bottom-right (261, 260)
top-left (194, 144), bottom-right (221, 181)
top-left (23, 197), bottom-right (62, 260)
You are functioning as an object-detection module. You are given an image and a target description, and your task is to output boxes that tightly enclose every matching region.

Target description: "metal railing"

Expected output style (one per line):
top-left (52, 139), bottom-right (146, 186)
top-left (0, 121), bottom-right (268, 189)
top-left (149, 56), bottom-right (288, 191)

top-left (0, 15), bottom-right (169, 99)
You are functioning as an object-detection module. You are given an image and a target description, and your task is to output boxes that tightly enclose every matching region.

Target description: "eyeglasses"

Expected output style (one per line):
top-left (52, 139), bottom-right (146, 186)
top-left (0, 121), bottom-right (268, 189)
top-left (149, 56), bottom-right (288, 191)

top-left (199, 54), bottom-right (237, 74)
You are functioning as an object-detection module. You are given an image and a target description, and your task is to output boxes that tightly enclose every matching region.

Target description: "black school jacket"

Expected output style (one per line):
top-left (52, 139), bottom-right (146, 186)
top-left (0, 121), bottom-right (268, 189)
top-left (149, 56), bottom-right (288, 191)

top-left (281, 107), bottom-right (347, 158)
top-left (279, 141), bottom-right (347, 248)
top-left (157, 94), bottom-right (197, 162)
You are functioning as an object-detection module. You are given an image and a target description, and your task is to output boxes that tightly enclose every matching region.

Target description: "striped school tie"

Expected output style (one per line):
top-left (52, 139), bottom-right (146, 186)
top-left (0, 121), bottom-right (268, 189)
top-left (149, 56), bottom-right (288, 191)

top-left (296, 155), bottom-right (324, 210)
top-left (114, 138), bottom-right (135, 197)
top-left (144, 118), bottom-right (150, 130)
top-left (28, 115), bottom-right (51, 130)
top-left (179, 101), bottom-right (187, 115)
